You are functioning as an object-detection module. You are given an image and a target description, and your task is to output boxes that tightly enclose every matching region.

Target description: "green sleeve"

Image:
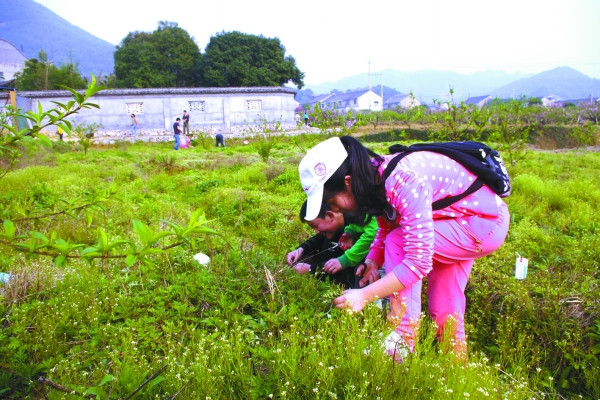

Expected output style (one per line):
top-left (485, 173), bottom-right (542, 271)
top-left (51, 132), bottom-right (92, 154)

top-left (337, 217), bottom-right (378, 268)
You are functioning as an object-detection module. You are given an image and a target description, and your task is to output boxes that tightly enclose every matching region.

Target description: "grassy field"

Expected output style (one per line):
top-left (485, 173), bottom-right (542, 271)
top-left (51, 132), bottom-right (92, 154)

top-left (1, 134), bottom-right (599, 399)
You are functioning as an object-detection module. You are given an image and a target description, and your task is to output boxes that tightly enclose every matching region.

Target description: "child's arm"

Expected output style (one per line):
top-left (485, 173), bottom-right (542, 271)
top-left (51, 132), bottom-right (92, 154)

top-left (287, 234), bottom-right (326, 265)
top-left (336, 217), bottom-right (379, 269)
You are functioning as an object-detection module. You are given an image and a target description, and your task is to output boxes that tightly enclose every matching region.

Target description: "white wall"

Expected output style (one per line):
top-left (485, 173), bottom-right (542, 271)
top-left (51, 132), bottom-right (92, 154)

top-left (13, 87), bottom-right (297, 132)
top-left (357, 91), bottom-right (382, 111)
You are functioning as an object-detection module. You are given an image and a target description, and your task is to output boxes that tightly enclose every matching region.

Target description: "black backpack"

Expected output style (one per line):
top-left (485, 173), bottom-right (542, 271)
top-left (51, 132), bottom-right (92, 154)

top-left (383, 141), bottom-right (511, 211)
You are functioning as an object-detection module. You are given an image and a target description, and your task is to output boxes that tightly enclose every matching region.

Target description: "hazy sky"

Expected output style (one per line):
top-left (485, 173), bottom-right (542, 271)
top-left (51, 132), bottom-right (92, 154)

top-left (33, 0), bottom-right (600, 88)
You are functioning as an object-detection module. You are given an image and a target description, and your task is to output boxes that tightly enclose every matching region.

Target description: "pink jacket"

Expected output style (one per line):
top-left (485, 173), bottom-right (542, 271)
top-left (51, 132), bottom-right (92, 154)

top-left (366, 152), bottom-right (503, 288)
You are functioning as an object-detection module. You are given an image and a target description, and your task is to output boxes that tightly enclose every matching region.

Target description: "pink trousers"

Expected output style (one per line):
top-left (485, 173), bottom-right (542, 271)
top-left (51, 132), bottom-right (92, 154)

top-left (385, 200), bottom-right (510, 350)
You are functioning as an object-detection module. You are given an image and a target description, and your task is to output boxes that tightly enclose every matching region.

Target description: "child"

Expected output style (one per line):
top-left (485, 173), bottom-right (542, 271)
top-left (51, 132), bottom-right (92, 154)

top-left (286, 201), bottom-right (377, 289)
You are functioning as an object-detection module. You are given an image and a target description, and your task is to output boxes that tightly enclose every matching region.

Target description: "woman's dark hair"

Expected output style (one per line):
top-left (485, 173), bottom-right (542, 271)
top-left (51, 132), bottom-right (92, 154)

top-left (323, 136), bottom-right (387, 225)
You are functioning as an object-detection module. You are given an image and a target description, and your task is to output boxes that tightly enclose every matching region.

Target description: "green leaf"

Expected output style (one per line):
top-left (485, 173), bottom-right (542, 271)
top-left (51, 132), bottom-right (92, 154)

top-left (132, 220), bottom-right (152, 245)
top-left (98, 374), bottom-right (116, 386)
top-left (125, 254), bottom-right (138, 267)
top-left (2, 220), bottom-right (15, 239)
top-left (54, 255), bottom-right (66, 267)
top-left (80, 246), bottom-right (100, 256)
top-left (98, 228), bottom-right (108, 250)
top-left (147, 375), bottom-right (166, 389)
top-left (83, 386), bottom-right (107, 400)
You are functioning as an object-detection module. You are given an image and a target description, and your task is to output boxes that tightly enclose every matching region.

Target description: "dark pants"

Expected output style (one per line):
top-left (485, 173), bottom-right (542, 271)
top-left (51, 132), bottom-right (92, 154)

top-left (215, 133), bottom-right (225, 147)
top-left (315, 266), bottom-right (358, 289)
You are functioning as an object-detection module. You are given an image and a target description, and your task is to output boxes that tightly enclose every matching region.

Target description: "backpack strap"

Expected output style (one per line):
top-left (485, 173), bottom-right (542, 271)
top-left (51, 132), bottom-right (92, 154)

top-left (383, 154), bottom-right (484, 211)
top-left (430, 178), bottom-right (483, 210)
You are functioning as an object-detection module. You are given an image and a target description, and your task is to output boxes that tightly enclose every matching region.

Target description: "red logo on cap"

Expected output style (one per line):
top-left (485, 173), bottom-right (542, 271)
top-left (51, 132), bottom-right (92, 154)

top-left (304, 186), bottom-right (311, 191)
top-left (314, 163), bottom-right (327, 177)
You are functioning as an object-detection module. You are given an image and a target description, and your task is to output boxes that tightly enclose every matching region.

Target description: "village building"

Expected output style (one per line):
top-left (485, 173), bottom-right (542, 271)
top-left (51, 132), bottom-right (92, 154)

top-left (306, 89), bottom-right (383, 112)
top-left (384, 93), bottom-right (421, 109)
top-left (2, 86), bottom-right (299, 141)
top-left (0, 39), bottom-right (27, 83)
top-left (465, 95), bottom-right (492, 108)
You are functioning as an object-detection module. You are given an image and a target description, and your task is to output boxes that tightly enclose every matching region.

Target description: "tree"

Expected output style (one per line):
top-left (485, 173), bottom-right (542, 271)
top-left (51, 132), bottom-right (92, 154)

top-left (14, 50), bottom-right (87, 91)
top-left (114, 21), bottom-right (202, 88)
top-left (200, 31), bottom-right (304, 89)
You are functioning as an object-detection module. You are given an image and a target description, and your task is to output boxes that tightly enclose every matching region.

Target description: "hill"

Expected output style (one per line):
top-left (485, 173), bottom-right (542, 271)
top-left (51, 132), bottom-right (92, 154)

top-left (490, 66), bottom-right (600, 100)
top-left (0, 0), bottom-right (115, 76)
top-left (305, 70), bottom-right (533, 103)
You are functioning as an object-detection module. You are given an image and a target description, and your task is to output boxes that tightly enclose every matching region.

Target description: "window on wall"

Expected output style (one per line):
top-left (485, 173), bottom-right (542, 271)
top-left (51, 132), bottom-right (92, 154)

top-left (246, 100), bottom-right (262, 111)
top-left (189, 101), bottom-right (205, 112)
top-left (126, 102), bottom-right (144, 114)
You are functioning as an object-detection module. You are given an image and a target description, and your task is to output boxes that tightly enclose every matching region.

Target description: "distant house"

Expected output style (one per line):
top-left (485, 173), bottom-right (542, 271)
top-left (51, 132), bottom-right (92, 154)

top-left (384, 93), bottom-right (420, 109)
top-left (465, 95), bottom-right (492, 108)
top-left (0, 39), bottom-right (28, 81)
top-left (310, 90), bottom-right (383, 112)
top-left (541, 95), bottom-right (562, 107)
top-left (305, 93), bottom-right (334, 110)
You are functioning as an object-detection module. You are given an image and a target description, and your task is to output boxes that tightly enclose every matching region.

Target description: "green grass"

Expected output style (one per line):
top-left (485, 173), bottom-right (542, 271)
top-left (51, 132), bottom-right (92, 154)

top-left (1, 138), bottom-right (599, 399)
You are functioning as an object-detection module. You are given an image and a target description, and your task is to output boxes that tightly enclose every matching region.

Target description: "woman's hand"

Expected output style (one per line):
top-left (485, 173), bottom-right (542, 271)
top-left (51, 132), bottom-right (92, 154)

top-left (286, 248), bottom-right (304, 265)
top-left (356, 259), bottom-right (381, 288)
top-left (334, 289), bottom-right (368, 312)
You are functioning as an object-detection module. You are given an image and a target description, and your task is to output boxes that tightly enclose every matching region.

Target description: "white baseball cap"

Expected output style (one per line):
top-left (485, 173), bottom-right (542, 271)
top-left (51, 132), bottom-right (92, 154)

top-left (298, 137), bottom-right (348, 221)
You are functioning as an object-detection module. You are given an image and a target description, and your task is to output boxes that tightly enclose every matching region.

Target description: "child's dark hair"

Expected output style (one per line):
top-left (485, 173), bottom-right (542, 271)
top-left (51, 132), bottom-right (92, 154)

top-left (323, 136), bottom-right (387, 225)
top-left (299, 200), bottom-right (332, 222)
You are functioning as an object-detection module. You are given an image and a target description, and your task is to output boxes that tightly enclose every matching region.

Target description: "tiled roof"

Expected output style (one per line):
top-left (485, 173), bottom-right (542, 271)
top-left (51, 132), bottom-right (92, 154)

top-left (3, 86), bottom-right (298, 99)
top-left (465, 95), bottom-right (491, 105)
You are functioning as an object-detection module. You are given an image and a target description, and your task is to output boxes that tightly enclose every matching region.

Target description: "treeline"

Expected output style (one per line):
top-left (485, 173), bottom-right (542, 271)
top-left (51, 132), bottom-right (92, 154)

top-left (14, 22), bottom-right (304, 91)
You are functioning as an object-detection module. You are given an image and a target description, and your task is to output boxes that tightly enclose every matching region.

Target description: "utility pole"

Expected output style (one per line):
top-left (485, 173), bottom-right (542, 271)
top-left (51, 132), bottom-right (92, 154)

top-left (368, 61), bottom-right (371, 111)
top-left (370, 73), bottom-right (383, 110)
top-left (368, 61), bottom-right (384, 111)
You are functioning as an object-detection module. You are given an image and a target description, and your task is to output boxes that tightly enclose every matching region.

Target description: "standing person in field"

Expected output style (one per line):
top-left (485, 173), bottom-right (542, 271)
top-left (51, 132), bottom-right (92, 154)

top-left (57, 126), bottom-right (64, 141)
top-left (130, 113), bottom-right (138, 137)
top-left (303, 110), bottom-right (309, 125)
top-left (298, 136), bottom-right (509, 359)
top-left (287, 200), bottom-right (378, 289)
top-left (182, 110), bottom-right (190, 136)
top-left (173, 117), bottom-right (182, 150)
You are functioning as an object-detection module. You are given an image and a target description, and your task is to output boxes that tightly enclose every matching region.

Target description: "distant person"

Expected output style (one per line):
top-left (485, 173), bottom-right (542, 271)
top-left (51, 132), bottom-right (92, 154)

top-left (57, 126), bottom-right (64, 141)
top-left (182, 110), bottom-right (190, 136)
top-left (130, 114), bottom-right (138, 137)
top-left (173, 117), bottom-right (182, 150)
top-left (215, 132), bottom-right (225, 147)
top-left (303, 110), bottom-right (309, 125)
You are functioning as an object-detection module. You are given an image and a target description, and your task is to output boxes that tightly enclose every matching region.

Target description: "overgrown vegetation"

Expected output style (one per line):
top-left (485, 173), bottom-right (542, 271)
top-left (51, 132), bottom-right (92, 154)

top-left (0, 92), bottom-right (599, 398)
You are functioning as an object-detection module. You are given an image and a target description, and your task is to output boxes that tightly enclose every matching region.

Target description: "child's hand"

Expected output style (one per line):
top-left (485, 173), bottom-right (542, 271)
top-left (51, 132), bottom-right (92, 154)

top-left (294, 263), bottom-right (311, 275)
top-left (323, 258), bottom-right (343, 274)
top-left (339, 232), bottom-right (354, 250)
top-left (286, 248), bottom-right (304, 265)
